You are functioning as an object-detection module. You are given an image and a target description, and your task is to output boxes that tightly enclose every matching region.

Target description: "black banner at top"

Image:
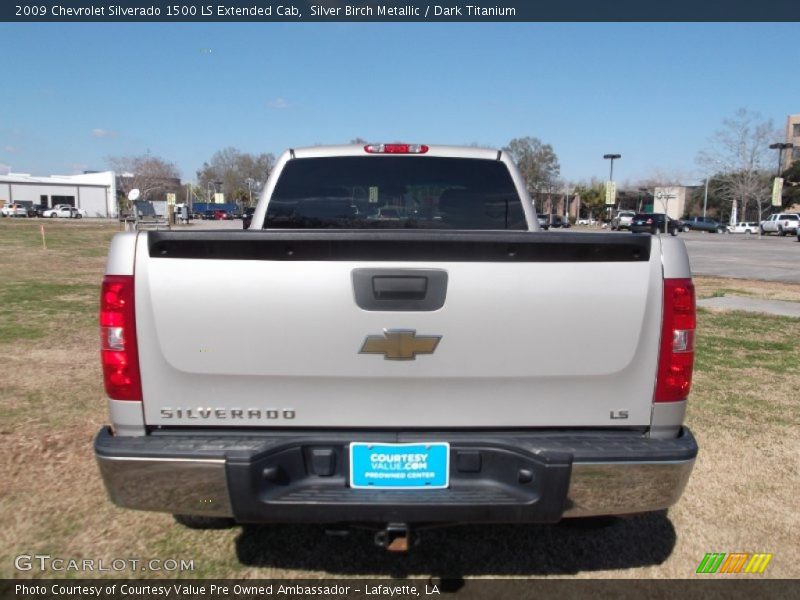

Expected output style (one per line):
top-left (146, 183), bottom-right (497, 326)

top-left (4, 0), bottom-right (800, 22)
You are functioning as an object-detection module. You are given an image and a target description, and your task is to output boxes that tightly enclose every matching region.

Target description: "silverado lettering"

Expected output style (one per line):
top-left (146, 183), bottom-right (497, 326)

top-left (159, 408), bottom-right (296, 420)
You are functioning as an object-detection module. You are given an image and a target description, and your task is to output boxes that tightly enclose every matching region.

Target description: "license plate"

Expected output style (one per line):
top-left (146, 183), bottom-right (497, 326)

top-left (349, 442), bottom-right (450, 489)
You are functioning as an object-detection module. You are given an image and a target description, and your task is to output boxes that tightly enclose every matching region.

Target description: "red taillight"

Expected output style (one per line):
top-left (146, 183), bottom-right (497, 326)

top-left (655, 278), bottom-right (695, 402)
top-left (364, 143), bottom-right (429, 154)
top-left (100, 275), bottom-right (142, 400)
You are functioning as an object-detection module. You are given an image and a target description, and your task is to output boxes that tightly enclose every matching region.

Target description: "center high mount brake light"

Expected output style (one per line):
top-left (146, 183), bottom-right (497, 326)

top-left (364, 143), bottom-right (429, 154)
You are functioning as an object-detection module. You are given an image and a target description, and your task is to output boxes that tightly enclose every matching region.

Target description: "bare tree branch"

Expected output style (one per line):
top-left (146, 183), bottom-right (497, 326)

top-left (696, 108), bottom-right (779, 224)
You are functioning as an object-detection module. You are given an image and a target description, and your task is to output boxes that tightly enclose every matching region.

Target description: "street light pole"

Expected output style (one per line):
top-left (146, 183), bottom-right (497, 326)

top-left (603, 153), bottom-right (621, 221)
top-left (604, 153), bottom-right (621, 182)
top-left (769, 142), bottom-right (793, 177)
top-left (703, 176), bottom-right (710, 218)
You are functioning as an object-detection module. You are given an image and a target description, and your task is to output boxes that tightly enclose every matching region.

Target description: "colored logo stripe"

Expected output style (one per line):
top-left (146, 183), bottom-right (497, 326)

top-left (745, 554), bottom-right (773, 574)
top-left (697, 553), bottom-right (772, 574)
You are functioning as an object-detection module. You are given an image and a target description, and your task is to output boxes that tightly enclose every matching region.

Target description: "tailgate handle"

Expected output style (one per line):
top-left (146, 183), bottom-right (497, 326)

top-left (372, 276), bottom-right (427, 301)
top-left (352, 269), bottom-right (448, 311)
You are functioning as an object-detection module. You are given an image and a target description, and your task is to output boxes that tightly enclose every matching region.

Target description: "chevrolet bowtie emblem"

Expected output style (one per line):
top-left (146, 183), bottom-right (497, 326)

top-left (359, 329), bottom-right (441, 360)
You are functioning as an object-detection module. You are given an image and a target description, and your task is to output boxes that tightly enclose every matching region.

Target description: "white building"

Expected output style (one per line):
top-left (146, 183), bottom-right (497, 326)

top-left (0, 171), bottom-right (117, 217)
top-left (652, 186), bottom-right (689, 220)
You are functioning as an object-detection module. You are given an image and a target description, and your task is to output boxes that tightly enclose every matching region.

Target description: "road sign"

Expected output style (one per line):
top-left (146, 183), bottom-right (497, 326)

top-left (166, 193), bottom-right (176, 205)
top-left (772, 177), bottom-right (784, 207)
top-left (605, 181), bottom-right (616, 205)
top-left (214, 192), bottom-right (224, 204)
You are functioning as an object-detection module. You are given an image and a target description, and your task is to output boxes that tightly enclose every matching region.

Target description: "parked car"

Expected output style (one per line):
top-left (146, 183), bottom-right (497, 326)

top-left (42, 205), bottom-right (86, 218)
top-left (26, 204), bottom-right (47, 218)
top-left (726, 221), bottom-right (759, 234)
top-left (682, 216), bottom-right (725, 233)
top-left (576, 217), bottom-right (597, 225)
top-left (536, 213), bottom-right (550, 230)
top-left (630, 213), bottom-right (679, 236)
top-left (610, 210), bottom-right (636, 231)
top-left (1, 203), bottom-right (28, 217)
top-left (759, 213), bottom-right (799, 236)
top-left (550, 215), bottom-right (570, 228)
top-left (242, 207), bottom-right (256, 230)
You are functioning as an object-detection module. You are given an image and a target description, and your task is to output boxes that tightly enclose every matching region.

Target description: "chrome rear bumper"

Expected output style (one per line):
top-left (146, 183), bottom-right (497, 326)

top-left (95, 427), bottom-right (697, 522)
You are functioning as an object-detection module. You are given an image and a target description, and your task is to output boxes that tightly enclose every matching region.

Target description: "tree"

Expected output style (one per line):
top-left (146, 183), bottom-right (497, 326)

top-left (107, 154), bottom-right (181, 210)
top-left (696, 108), bottom-right (777, 226)
top-left (197, 148), bottom-right (275, 205)
top-left (573, 181), bottom-right (605, 221)
top-left (502, 137), bottom-right (560, 206)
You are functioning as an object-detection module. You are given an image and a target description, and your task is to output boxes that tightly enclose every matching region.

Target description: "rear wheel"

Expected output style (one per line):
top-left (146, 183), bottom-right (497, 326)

top-left (49, 213), bottom-right (56, 218)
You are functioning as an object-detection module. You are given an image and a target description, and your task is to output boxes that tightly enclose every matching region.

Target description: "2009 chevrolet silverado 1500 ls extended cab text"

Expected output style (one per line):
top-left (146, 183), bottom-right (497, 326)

top-left (95, 143), bottom-right (697, 547)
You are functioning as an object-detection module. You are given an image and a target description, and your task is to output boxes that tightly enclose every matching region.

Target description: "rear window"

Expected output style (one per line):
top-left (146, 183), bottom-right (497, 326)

top-left (264, 156), bottom-right (525, 230)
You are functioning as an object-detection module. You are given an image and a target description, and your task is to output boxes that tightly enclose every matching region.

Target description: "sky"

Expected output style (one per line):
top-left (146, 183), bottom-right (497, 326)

top-left (1, 22), bottom-right (798, 185)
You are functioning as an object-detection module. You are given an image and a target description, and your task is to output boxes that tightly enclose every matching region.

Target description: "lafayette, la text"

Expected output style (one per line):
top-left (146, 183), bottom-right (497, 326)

top-left (16, 583), bottom-right (441, 597)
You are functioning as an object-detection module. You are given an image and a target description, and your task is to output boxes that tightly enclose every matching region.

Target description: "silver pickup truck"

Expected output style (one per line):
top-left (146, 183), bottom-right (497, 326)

top-left (95, 143), bottom-right (697, 547)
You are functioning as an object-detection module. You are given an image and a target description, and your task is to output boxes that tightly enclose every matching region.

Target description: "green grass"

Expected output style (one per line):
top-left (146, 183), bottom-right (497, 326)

top-left (0, 281), bottom-right (98, 341)
top-left (0, 219), bottom-right (117, 257)
top-left (691, 309), bottom-right (800, 427)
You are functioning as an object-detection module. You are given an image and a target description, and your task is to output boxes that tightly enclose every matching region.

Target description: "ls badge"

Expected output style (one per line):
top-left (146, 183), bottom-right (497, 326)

top-left (360, 329), bottom-right (441, 360)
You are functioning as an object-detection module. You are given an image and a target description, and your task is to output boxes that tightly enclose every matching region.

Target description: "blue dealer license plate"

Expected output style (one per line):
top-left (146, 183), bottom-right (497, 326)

top-left (349, 442), bottom-right (450, 489)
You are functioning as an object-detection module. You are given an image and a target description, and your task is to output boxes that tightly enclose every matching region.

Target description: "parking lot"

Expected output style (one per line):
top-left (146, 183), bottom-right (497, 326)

top-left (680, 231), bottom-right (799, 282)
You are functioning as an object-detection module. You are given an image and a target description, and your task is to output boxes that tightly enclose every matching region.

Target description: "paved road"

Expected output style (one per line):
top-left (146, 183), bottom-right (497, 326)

top-left (680, 231), bottom-right (799, 283)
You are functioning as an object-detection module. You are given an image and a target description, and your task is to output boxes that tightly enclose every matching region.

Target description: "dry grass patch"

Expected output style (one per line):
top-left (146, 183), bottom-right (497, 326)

top-left (694, 276), bottom-right (800, 302)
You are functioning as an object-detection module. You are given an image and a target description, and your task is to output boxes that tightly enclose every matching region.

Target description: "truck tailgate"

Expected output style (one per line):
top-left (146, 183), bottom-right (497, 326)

top-left (134, 231), bottom-right (662, 428)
